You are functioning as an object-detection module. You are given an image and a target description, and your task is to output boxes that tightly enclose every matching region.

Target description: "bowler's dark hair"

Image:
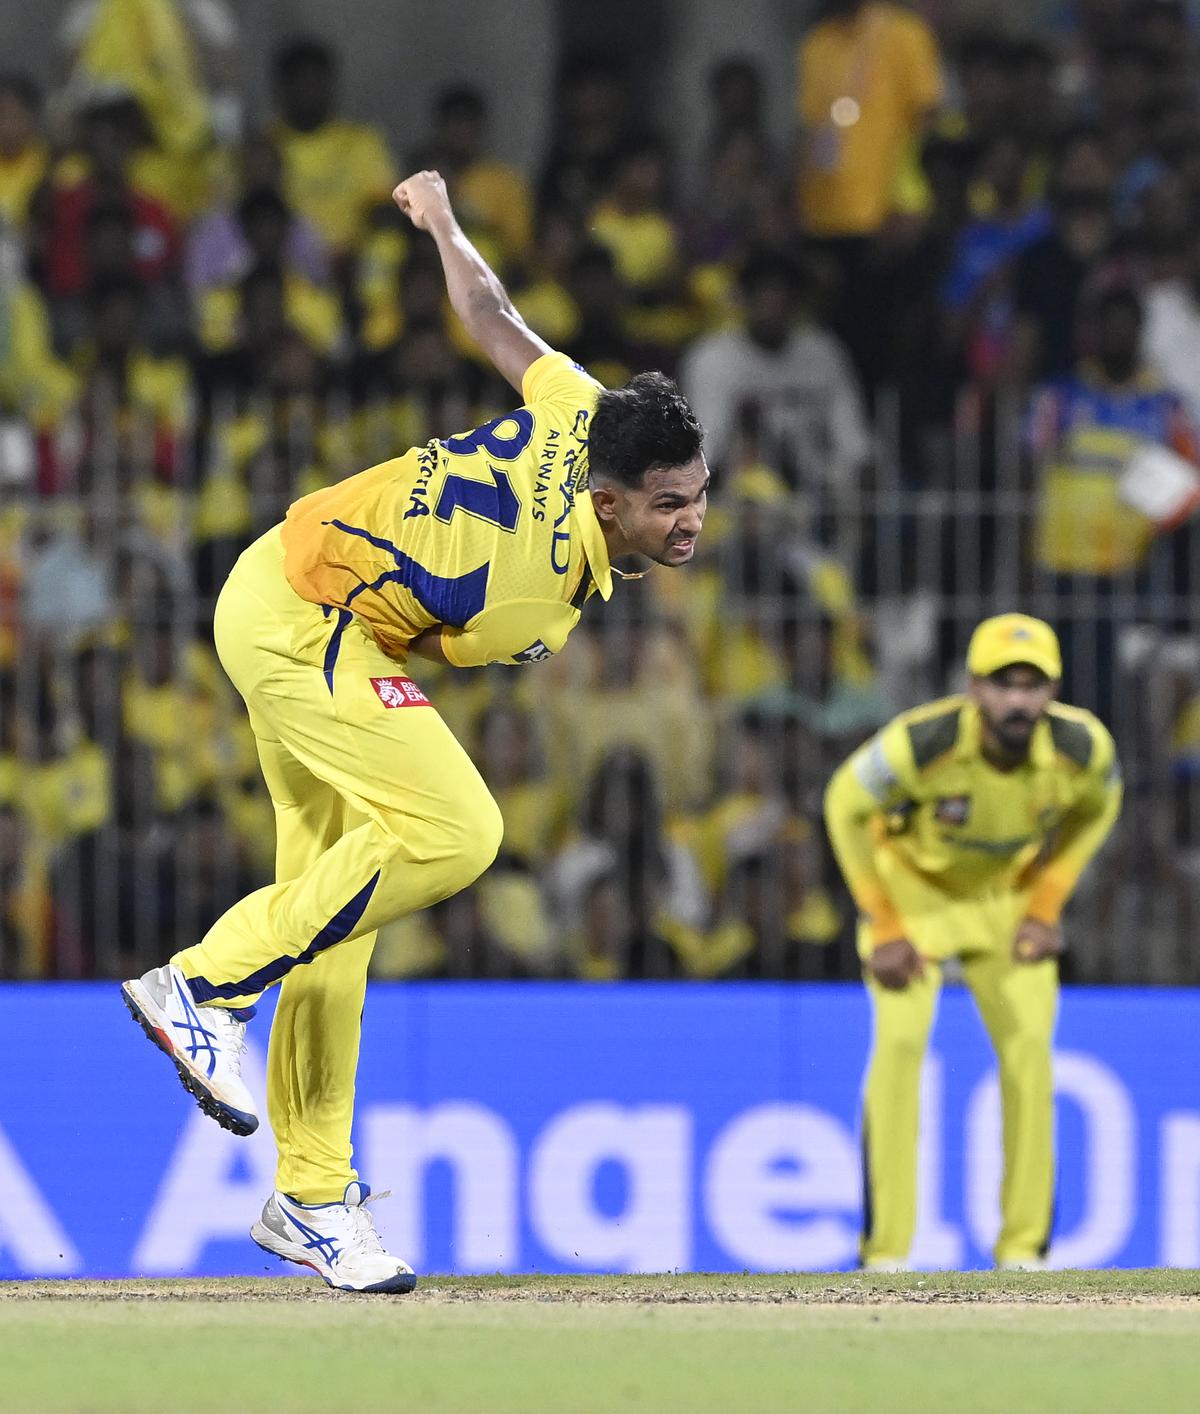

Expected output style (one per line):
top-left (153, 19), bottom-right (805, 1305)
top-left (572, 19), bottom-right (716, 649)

top-left (589, 372), bottom-right (703, 487)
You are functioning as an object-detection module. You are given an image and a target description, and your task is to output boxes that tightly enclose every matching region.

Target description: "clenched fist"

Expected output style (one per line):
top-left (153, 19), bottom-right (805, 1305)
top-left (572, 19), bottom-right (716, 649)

top-left (392, 170), bottom-right (452, 233)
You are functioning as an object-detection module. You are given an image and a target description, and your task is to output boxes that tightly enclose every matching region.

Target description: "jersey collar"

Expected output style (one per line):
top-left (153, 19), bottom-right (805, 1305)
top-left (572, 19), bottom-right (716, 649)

top-left (573, 488), bottom-right (613, 600)
top-left (958, 701), bottom-right (1055, 769)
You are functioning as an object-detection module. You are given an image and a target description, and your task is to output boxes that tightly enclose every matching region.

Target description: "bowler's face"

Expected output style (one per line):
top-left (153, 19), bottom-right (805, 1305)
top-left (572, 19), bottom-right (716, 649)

top-left (609, 458), bottom-right (710, 566)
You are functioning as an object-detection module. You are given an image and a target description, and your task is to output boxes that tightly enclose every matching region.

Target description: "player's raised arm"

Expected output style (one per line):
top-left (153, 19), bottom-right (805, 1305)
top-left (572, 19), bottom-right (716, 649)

top-left (393, 169), bottom-right (552, 394)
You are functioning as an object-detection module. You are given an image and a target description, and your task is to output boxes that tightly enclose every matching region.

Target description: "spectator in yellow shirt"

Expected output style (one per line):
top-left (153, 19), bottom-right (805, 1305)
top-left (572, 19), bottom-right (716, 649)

top-left (416, 85), bottom-right (533, 270)
top-left (592, 136), bottom-right (680, 291)
top-left (194, 188), bottom-right (343, 358)
top-left (352, 316), bottom-right (487, 471)
top-left (271, 37), bottom-right (396, 260)
top-left (185, 134), bottom-right (330, 294)
top-left (0, 74), bottom-right (48, 232)
top-left (797, 1), bottom-right (942, 380)
top-left (564, 241), bottom-right (649, 389)
top-left (591, 136), bottom-right (697, 350)
top-left (0, 803), bottom-right (37, 977)
top-left (514, 210), bottom-right (583, 349)
top-left (549, 749), bottom-right (707, 980)
top-left (1027, 284), bottom-right (1200, 730)
top-left (0, 260), bottom-right (77, 438)
top-left (8, 682), bottom-right (112, 859)
top-left (539, 54), bottom-right (631, 220)
top-left (72, 275), bottom-right (192, 481)
top-left (797, 0), bottom-right (943, 240)
top-left (546, 589), bottom-right (715, 817)
top-left (469, 700), bottom-right (567, 972)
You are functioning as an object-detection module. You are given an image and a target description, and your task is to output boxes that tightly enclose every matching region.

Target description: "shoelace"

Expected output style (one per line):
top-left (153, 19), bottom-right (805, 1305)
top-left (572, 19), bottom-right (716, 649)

top-left (347, 1195), bottom-right (388, 1257)
top-left (282, 1191), bottom-right (396, 1262)
top-left (301, 1192), bottom-right (393, 1258)
top-left (208, 1010), bottom-right (247, 1074)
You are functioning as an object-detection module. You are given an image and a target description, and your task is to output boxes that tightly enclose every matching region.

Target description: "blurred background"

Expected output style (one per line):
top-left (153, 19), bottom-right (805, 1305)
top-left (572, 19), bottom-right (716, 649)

top-left (3, 0), bottom-right (1200, 988)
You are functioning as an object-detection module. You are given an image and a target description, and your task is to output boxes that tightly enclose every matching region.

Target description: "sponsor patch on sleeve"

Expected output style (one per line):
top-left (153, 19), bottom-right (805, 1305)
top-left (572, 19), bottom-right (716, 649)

top-left (370, 676), bottom-right (431, 708)
top-left (853, 737), bottom-right (898, 802)
top-left (513, 640), bottom-right (554, 664)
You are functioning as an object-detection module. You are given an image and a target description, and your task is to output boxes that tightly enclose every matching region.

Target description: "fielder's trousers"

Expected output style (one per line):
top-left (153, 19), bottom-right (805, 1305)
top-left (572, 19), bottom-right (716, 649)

top-left (859, 899), bottom-right (1059, 1267)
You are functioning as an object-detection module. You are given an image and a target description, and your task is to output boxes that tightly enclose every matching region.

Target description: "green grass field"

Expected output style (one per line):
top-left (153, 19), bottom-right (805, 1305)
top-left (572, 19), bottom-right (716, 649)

top-left (3, 1270), bottom-right (1199, 1414)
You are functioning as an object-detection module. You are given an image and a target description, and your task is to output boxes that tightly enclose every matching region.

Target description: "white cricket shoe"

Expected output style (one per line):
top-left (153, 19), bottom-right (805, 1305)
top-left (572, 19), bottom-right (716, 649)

top-left (999, 1257), bottom-right (1050, 1273)
top-left (121, 962), bottom-right (259, 1136)
top-left (861, 1260), bottom-right (913, 1274)
top-left (251, 1183), bottom-right (417, 1293)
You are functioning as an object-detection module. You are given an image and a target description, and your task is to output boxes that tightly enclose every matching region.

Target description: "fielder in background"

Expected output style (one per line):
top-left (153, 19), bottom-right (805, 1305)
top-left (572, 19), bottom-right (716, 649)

top-left (824, 614), bottom-right (1122, 1271)
top-left (121, 169), bottom-right (708, 1294)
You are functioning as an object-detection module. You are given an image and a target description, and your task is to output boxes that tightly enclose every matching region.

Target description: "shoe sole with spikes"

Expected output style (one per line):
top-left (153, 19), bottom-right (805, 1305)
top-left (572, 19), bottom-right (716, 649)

top-left (121, 979), bottom-right (259, 1136)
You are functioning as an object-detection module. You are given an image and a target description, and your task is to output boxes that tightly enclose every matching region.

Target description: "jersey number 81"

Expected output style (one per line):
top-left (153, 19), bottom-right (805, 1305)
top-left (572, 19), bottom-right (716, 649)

top-left (436, 411), bottom-right (535, 533)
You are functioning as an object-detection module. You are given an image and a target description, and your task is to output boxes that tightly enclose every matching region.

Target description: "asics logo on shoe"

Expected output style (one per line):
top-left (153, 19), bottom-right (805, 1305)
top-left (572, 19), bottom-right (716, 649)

top-left (287, 1212), bottom-right (342, 1266)
top-left (171, 977), bottom-right (219, 1078)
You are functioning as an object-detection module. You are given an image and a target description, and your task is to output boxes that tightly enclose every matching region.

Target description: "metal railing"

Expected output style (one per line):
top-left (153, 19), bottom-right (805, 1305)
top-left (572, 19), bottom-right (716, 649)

top-left (2, 384), bottom-right (1198, 983)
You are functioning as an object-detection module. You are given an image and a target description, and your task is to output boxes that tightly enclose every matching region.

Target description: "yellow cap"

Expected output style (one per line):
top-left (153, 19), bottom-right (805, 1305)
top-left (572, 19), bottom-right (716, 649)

top-left (966, 613), bottom-right (1062, 680)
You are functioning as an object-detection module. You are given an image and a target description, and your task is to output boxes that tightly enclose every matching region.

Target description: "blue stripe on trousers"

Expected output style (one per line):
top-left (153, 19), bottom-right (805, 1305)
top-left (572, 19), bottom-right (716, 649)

top-left (187, 870), bottom-right (382, 1003)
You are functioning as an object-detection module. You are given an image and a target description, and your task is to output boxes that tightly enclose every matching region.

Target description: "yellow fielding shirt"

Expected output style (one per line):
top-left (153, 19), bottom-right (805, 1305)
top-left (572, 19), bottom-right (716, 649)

top-left (825, 696), bottom-right (1121, 954)
top-left (797, 2), bottom-right (941, 237)
top-left (282, 352), bottom-right (613, 664)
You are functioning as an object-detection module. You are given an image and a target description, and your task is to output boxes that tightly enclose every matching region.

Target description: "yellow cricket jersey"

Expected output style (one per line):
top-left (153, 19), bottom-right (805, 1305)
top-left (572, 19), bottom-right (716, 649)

top-left (825, 696), bottom-right (1121, 954)
top-left (281, 352), bottom-right (613, 665)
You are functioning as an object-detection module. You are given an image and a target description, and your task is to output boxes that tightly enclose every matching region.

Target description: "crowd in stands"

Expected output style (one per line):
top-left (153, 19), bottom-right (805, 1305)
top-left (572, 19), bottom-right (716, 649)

top-left (5, 0), bottom-right (1200, 982)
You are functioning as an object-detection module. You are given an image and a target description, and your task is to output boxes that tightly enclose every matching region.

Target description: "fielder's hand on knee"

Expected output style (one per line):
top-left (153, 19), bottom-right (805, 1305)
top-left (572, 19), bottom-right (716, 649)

top-left (868, 938), bottom-right (924, 989)
top-left (1013, 918), bottom-right (1063, 964)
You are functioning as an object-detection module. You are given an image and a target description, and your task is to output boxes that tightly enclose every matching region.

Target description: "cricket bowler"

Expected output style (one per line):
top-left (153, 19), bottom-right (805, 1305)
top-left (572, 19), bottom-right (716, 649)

top-left (121, 170), bottom-right (709, 1291)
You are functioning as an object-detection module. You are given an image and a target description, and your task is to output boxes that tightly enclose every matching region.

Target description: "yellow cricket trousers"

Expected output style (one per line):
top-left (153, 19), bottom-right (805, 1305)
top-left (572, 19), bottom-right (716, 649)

top-left (859, 897), bottom-right (1059, 1267)
top-left (171, 527), bottom-right (503, 1201)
